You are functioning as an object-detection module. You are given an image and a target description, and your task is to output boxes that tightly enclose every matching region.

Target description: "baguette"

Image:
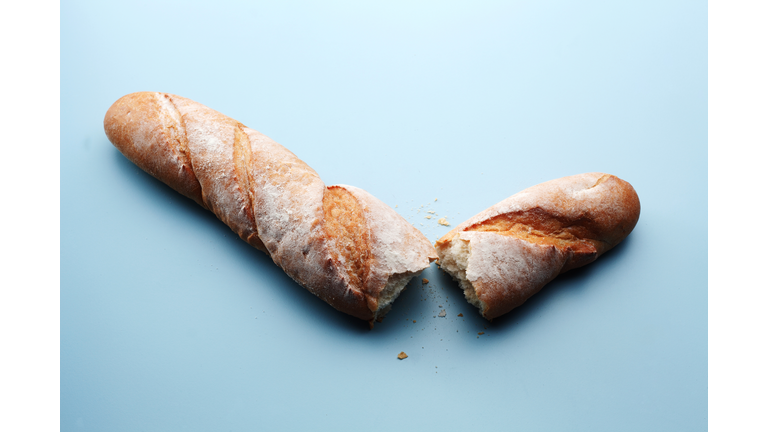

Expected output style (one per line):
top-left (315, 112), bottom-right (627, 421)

top-left (435, 173), bottom-right (640, 320)
top-left (104, 92), bottom-right (437, 326)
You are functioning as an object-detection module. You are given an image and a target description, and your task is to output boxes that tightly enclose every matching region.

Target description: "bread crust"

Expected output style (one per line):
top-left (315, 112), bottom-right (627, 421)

top-left (435, 173), bottom-right (640, 320)
top-left (105, 92), bottom-right (437, 324)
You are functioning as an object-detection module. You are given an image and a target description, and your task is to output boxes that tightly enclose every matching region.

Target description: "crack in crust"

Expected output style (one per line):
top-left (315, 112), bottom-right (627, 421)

top-left (588, 173), bottom-right (612, 189)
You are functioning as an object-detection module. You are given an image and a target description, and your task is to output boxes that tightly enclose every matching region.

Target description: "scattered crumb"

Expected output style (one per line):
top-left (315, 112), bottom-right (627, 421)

top-left (458, 313), bottom-right (464, 317)
top-left (478, 332), bottom-right (485, 335)
top-left (428, 211), bottom-right (435, 214)
top-left (438, 305), bottom-right (443, 308)
top-left (395, 205), bottom-right (398, 208)
top-left (437, 217), bottom-right (450, 226)
top-left (435, 198), bottom-right (438, 201)
top-left (438, 310), bottom-right (446, 317)
top-left (397, 352), bottom-right (408, 360)
top-left (413, 320), bottom-right (417, 323)
top-left (422, 278), bottom-right (429, 284)
top-left (425, 215), bottom-right (432, 219)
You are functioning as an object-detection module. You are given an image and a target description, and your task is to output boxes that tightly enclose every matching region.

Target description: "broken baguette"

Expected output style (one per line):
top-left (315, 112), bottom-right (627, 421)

top-left (104, 92), bottom-right (437, 325)
top-left (435, 173), bottom-right (640, 320)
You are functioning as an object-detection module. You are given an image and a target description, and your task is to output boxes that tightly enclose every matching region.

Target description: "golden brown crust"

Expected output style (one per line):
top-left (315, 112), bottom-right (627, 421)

top-left (104, 92), bottom-right (205, 207)
top-left (104, 92), bottom-right (436, 323)
top-left (323, 186), bottom-right (371, 297)
top-left (436, 173), bottom-right (640, 320)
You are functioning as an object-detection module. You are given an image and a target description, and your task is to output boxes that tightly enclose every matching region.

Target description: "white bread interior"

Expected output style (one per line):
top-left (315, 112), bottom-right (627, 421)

top-left (373, 271), bottom-right (421, 320)
top-left (436, 236), bottom-right (486, 314)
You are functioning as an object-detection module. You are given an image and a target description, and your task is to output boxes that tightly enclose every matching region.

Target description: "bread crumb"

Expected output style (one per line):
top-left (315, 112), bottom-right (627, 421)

top-left (437, 217), bottom-right (450, 226)
top-left (435, 198), bottom-right (438, 201)
top-left (397, 352), bottom-right (408, 360)
top-left (425, 215), bottom-right (432, 219)
top-left (428, 211), bottom-right (435, 214)
top-left (458, 313), bottom-right (464, 317)
top-left (438, 310), bottom-right (446, 317)
top-left (422, 278), bottom-right (429, 284)
top-left (413, 320), bottom-right (417, 323)
top-left (478, 332), bottom-right (485, 335)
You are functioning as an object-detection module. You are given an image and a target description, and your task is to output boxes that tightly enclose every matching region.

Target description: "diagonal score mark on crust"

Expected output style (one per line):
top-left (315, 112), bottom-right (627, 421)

top-left (233, 124), bottom-right (268, 253)
top-left (156, 92), bottom-right (207, 208)
top-left (322, 186), bottom-right (372, 307)
top-left (465, 207), bottom-right (601, 255)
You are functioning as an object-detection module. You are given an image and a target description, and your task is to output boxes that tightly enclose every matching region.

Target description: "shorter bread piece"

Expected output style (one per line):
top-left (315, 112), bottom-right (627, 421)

top-left (104, 92), bottom-right (437, 326)
top-left (435, 173), bottom-right (640, 320)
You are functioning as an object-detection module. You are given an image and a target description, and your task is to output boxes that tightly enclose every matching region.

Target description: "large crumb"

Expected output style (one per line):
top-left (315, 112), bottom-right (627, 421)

top-left (437, 217), bottom-right (450, 226)
top-left (458, 313), bottom-right (464, 317)
top-left (478, 332), bottom-right (485, 335)
top-left (438, 310), bottom-right (446, 317)
top-left (398, 352), bottom-right (408, 360)
top-left (422, 278), bottom-right (429, 284)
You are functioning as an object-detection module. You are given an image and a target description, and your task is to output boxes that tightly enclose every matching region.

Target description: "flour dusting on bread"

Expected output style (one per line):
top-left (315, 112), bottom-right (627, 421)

top-left (104, 92), bottom-right (438, 326)
top-left (435, 173), bottom-right (640, 320)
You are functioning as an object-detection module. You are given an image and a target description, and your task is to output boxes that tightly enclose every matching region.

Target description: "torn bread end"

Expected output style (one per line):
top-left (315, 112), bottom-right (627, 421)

top-left (436, 235), bottom-right (487, 317)
top-left (373, 271), bottom-right (421, 323)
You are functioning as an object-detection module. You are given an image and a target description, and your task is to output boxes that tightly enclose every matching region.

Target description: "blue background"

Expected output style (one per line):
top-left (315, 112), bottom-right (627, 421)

top-left (61, 1), bottom-right (707, 430)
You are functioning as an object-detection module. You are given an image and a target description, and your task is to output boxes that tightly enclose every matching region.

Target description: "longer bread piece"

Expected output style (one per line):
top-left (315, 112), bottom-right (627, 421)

top-left (104, 92), bottom-right (437, 326)
top-left (435, 173), bottom-right (640, 320)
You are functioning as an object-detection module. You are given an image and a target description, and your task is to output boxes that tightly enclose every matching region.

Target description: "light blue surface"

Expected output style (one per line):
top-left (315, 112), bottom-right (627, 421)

top-left (61, 1), bottom-right (707, 430)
